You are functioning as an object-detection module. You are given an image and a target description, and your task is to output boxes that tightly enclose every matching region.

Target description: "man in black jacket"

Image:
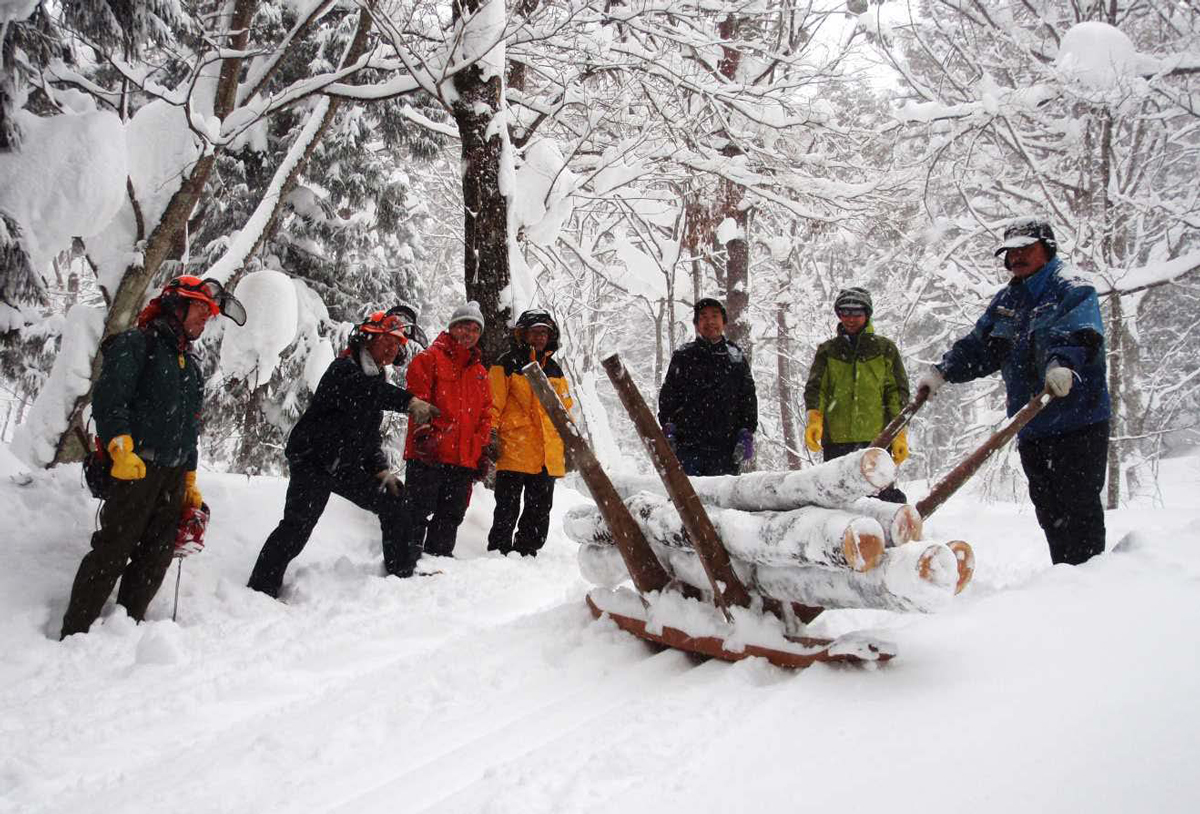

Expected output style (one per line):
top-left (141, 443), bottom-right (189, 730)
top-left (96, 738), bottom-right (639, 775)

top-left (657, 298), bottom-right (758, 476)
top-left (247, 312), bottom-right (437, 598)
top-left (61, 276), bottom-right (247, 639)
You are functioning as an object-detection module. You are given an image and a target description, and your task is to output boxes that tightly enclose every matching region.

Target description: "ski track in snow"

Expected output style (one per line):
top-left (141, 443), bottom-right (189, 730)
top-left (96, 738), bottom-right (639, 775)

top-left (2, 453), bottom-right (1200, 813)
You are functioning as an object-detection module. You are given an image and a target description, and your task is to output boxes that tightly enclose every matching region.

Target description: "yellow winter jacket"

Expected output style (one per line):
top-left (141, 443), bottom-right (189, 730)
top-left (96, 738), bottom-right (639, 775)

top-left (489, 347), bottom-right (573, 476)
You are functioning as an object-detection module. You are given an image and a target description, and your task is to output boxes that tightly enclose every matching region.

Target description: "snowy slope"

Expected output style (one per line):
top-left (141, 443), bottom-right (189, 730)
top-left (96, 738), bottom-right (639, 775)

top-left (2, 446), bottom-right (1199, 814)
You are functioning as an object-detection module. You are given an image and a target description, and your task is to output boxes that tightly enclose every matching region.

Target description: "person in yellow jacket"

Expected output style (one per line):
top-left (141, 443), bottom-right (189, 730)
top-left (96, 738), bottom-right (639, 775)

top-left (486, 309), bottom-right (573, 556)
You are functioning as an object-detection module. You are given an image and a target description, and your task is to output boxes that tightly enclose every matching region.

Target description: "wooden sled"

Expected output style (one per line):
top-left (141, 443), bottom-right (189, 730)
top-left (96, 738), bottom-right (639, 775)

top-left (523, 353), bottom-right (897, 669)
top-left (586, 589), bottom-right (895, 668)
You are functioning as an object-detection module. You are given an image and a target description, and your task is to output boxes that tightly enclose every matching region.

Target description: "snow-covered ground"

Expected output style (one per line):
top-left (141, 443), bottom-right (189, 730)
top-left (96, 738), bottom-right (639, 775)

top-left (2, 445), bottom-right (1199, 813)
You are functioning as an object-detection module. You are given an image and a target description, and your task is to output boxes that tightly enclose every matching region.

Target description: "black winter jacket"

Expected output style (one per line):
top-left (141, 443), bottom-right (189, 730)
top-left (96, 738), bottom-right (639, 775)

top-left (93, 320), bottom-right (204, 469)
top-left (286, 354), bottom-right (413, 474)
top-left (657, 337), bottom-right (758, 453)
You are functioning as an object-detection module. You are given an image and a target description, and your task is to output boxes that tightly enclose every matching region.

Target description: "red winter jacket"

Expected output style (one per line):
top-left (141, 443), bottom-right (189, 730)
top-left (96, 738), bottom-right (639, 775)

top-left (404, 331), bottom-right (492, 469)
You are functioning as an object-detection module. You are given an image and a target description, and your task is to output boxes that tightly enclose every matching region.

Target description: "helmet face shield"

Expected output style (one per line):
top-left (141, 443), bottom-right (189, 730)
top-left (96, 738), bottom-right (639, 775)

top-left (385, 303), bottom-right (428, 348)
top-left (166, 276), bottom-right (247, 326)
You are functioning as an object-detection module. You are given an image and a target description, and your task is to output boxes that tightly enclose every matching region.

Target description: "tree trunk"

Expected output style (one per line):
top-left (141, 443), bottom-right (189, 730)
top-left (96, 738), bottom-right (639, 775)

top-left (717, 17), bottom-right (751, 354)
top-left (453, 2), bottom-right (511, 366)
top-left (776, 303), bottom-right (801, 469)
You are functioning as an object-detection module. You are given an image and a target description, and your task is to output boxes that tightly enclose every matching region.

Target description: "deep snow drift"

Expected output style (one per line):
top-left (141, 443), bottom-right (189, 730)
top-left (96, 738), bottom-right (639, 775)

top-left (2, 446), bottom-right (1199, 813)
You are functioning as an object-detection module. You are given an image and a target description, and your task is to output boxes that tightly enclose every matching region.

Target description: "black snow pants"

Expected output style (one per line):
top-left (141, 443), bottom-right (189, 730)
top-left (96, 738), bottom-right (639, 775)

top-left (824, 441), bottom-right (907, 504)
top-left (247, 460), bottom-right (415, 598)
top-left (487, 469), bottom-right (556, 556)
top-left (677, 445), bottom-right (738, 477)
top-left (61, 463), bottom-right (186, 638)
top-left (404, 459), bottom-right (475, 557)
top-left (1017, 420), bottom-right (1109, 565)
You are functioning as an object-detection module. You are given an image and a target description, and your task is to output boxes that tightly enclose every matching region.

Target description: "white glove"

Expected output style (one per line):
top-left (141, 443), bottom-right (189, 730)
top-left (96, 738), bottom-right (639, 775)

top-left (916, 367), bottom-right (946, 397)
top-left (1045, 363), bottom-right (1074, 397)
top-left (376, 470), bottom-right (402, 497)
top-left (407, 396), bottom-right (439, 426)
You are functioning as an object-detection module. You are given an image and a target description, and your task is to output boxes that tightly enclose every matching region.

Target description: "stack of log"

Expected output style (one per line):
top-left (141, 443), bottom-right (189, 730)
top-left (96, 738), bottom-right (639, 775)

top-left (565, 448), bottom-right (974, 614)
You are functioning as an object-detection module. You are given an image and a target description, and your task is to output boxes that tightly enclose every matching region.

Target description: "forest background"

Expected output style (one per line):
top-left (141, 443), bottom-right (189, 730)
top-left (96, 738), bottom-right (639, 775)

top-left (2, 0), bottom-right (1198, 508)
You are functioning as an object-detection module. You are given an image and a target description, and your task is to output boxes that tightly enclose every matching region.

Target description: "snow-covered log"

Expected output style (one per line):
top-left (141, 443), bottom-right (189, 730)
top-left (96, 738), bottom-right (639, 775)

top-left (577, 540), bottom-right (959, 613)
top-left (610, 448), bottom-right (896, 512)
top-left (564, 491), bottom-right (885, 573)
top-left (851, 497), bottom-right (923, 547)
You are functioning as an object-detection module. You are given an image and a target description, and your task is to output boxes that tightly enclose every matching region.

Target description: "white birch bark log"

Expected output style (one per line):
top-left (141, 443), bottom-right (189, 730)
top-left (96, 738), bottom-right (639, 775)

top-left (610, 448), bottom-right (896, 511)
top-left (577, 540), bottom-right (959, 613)
top-left (565, 491), bottom-right (884, 572)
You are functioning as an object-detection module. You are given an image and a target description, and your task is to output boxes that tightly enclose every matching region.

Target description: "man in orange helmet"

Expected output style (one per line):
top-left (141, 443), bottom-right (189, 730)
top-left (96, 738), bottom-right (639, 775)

top-left (247, 311), bottom-right (438, 598)
top-left (61, 276), bottom-right (247, 638)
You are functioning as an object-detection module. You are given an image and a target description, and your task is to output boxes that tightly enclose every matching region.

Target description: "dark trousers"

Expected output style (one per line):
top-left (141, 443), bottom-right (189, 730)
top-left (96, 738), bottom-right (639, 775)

top-left (1018, 420), bottom-right (1108, 565)
top-left (677, 445), bottom-right (738, 477)
top-left (247, 461), bottom-right (414, 598)
top-left (488, 469), bottom-right (556, 556)
top-left (824, 441), bottom-right (907, 504)
top-left (61, 464), bottom-right (186, 638)
top-left (405, 459), bottom-right (475, 557)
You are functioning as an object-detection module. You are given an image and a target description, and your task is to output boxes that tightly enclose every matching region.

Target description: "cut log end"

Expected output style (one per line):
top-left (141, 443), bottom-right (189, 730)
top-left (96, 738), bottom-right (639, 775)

top-left (946, 541), bottom-right (975, 594)
top-left (859, 447), bottom-right (897, 489)
top-left (894, 504), bottom-right (923, 545)
top-left (844, 529), bottom-right (885, 572)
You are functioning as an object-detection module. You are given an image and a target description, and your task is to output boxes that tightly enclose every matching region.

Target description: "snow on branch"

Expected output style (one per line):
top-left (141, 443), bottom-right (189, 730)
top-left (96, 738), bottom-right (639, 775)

top-left (203, 98), bottom-right (332, 285)
top-left (1096, 250), bottom-right (1200, 297)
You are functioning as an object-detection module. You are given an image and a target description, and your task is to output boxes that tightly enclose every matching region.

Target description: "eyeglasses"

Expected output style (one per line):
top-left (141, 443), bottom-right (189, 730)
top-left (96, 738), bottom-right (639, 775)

top-left (836, 308), bottom-right (867, 318)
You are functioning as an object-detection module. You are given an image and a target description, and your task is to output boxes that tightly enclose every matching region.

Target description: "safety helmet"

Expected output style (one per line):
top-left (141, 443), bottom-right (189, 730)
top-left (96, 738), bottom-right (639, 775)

top-left (162, 276), bottom-right (248, 326)
top-left (386, 302), bottom-right (429, 348)
top-left (514, 308), bottom-right (560, 352)
top-left (351, 310), bottom-right (409, 365)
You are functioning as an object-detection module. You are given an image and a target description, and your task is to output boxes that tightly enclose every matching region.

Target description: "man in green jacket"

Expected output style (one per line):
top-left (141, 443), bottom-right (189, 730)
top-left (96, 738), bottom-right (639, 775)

top-left (60, 276), bottom-right (246, 638)
top-left (803, 287), bottom-right (910, 502)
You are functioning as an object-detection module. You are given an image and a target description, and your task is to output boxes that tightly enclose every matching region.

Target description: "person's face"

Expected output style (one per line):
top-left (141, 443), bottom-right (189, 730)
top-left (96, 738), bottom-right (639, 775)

top-left (1005, 241), bottom-right (1050, 279)
top-left (450, 320), bottom-right (482, 349)
top-left (695, 306), bottom-right (725, 342)
top-left (368, 333), bottom-right (403, 366)
top-left (526, 326), bottom-right (551, 353)
top-left (837, 309), bottom-right (867, 335)
top-left (182, 299), bottom-right (214, 340)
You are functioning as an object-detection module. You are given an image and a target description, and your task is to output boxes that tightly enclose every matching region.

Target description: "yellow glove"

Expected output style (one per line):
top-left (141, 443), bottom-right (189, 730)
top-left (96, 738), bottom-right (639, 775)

top-left (107, 434), bottom-right (146, 480)
top-left (891, 428), bottom-right (909, 465)
top-left (183, 470), bottom-right (203, 509)
top-left (804, 410), bottom-right (823, 452)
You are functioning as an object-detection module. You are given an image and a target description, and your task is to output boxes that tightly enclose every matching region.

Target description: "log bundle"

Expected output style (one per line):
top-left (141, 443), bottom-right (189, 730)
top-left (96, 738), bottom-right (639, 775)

top-left (569, 449), bottom-right (974, 614)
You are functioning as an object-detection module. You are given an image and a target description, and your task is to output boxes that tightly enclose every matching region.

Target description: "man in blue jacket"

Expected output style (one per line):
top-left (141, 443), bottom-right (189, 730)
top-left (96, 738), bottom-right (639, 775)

top-left (916, 218), bottom-right (1111, 565)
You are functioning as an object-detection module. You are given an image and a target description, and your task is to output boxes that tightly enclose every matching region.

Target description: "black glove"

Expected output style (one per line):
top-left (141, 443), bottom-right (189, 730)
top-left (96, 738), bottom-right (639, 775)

top-left (484, 428), bottom-right (501, 462)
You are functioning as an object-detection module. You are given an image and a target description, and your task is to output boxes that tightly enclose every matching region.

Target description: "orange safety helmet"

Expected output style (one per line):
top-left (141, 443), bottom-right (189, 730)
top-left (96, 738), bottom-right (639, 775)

top-left (162, 276), bottom-right (247, 326)
top-left (358, 311), bottom-right (410, 342)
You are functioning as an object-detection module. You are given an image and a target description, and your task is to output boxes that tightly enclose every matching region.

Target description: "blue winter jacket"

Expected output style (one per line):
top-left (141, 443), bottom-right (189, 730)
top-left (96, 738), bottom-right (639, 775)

top-left (936, 258), bottom-right (1111, 440)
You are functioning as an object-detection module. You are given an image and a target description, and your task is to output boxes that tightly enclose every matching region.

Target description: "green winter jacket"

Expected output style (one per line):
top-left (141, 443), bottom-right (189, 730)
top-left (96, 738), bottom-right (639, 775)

top-left (803, 324), bottom-right (909, 445)
top-left (92, 321), bottom-right (205, 469)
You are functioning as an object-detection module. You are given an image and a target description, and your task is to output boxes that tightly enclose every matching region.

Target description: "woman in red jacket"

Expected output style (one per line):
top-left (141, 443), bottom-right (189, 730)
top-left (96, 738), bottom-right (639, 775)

top-left (403, 301), bottom-right (492, 557)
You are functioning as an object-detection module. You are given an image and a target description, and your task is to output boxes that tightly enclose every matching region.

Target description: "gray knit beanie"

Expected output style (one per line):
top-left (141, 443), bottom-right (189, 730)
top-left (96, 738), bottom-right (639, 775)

top-left (448, 300), bottom-right (485, 329)
top-left (834, 287), bottom-right (873, 318)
